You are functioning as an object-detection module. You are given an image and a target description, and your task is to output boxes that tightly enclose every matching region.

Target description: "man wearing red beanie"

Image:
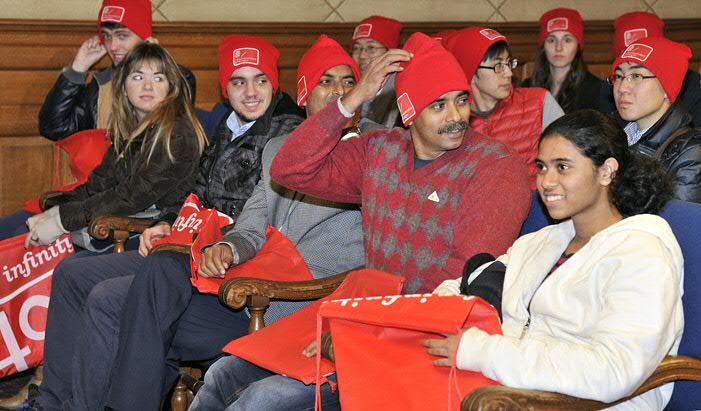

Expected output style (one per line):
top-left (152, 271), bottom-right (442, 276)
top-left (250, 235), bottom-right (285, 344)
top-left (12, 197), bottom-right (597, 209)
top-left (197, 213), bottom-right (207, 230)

top-left (351, 15), bottom-right (404, 128)
top-left (611, 37), bottom-right (701, 202)
top-left (601, 12), bottom-right (701, 128)
top-left (30, 35), bottom-right (304, 411)
top-left (188, 34), bottom-right (372, 410)
top-left (446, 27), bottom-right (564, 187)
top-left (38, 0), bottom-right (197, 142)
top-left (186, 32), bottom-right (531, 411)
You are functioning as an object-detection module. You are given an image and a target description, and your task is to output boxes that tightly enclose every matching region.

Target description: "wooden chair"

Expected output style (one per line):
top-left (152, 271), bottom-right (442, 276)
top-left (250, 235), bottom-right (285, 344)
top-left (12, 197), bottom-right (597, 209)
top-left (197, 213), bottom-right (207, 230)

top-left (87, 215), bottom-right (354, 410)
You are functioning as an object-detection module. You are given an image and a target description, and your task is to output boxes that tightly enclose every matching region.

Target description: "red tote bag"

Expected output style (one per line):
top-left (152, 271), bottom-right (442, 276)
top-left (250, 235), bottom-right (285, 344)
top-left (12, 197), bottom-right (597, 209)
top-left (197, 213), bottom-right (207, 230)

top-left (224, 269), bottom-right (405, 385)
top-left (317, 294), bottom-right (502, 410)
top-left (0, 234), bottom-right (75, 376)
top-left (23, 129), bottom-right (111, 214)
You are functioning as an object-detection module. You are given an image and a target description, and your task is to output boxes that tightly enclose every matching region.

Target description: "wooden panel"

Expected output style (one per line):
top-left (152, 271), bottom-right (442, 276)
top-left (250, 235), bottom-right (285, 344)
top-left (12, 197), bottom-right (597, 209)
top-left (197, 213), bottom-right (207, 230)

top-left (0, 136), bottom-right (56, 214)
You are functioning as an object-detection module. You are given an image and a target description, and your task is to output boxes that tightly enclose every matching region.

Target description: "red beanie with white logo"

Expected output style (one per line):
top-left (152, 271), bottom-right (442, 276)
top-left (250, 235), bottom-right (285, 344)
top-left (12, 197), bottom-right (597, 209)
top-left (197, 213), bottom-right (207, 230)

top-left (218, 35), bottom-right (280, 98)
top-left (394, 32), bottom-right (470, 126)
top-left (612, 12), bottom-right (664, 58)
top-left (445, 26), bottom-right (508, 80)
top-left (539, 8), bottom-right (584, 48)
top-left (352, 15), bottom-right (402, 49)
top-left (296, 35), bottom-right (360, 107)
top-left (98, 0), bottom-right (152, 42)
top-left (611, 36), bottom-right (690, 103)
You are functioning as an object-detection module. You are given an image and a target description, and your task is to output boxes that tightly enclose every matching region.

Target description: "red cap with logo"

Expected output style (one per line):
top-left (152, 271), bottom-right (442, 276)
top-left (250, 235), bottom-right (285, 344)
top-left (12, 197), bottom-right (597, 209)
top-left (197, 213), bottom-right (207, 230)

top-left (611, 36), bottom-right (690, 103)
top-left (98, 0), bottom-right (152, 42)
top-left (352, 15), bottom-right (402, 49)
top-left (218, 35), bottom-right (280, 98)
top-left (296, 35), bottom-right (360, 107)
top-left (445, 26), bottom-right (508, 80)
top-left (538, 8), bottom-right (584, 48)
top-left (612, 12), bottom-right (664, 58)
top-left (394, 32), bottom-right (470, 126)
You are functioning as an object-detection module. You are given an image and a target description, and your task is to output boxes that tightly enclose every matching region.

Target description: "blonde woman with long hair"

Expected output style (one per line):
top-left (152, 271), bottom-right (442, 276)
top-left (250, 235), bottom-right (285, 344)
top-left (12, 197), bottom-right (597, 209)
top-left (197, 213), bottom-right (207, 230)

top-left (21, 42), bottom-right (206, 249)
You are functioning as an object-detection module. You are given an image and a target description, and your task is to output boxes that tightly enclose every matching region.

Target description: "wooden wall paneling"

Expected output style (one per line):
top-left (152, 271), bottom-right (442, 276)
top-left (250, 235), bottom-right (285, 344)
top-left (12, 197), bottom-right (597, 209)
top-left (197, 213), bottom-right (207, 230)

top-left (0, 137), bottom-right (55, 214)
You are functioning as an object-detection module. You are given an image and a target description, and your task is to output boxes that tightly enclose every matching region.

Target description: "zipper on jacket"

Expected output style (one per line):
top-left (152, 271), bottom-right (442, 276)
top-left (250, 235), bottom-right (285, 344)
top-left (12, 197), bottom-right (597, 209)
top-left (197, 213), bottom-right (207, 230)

top-left (519, 317), bottom-right (530, 340)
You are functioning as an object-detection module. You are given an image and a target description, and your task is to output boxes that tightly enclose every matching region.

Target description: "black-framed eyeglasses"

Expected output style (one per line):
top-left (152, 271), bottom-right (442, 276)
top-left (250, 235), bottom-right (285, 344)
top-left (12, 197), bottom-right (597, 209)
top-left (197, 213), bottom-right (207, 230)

top-left (477, 58), bottom-right (518, 74)
top-left (607, 73), bottom-right (657, 85)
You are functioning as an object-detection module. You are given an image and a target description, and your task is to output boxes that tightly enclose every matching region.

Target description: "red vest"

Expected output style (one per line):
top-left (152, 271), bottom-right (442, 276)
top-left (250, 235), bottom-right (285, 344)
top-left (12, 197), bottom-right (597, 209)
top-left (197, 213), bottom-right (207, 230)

top-left (470, 87), bottom-right (546, 187)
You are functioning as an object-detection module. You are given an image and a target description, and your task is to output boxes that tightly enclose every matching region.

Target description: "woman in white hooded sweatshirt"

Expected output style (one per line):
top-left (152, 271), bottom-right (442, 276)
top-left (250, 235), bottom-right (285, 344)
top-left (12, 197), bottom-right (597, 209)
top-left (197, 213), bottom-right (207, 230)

top-left (429, 109), bottom-right (684, 410)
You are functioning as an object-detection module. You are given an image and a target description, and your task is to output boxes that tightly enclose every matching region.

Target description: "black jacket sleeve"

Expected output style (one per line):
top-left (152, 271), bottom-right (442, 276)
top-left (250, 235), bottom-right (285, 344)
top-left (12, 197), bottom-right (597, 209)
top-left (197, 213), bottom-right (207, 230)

top-left (58, 120), bottom-right (202, 231)
top-left (38, 69), bottom-right (98, 141)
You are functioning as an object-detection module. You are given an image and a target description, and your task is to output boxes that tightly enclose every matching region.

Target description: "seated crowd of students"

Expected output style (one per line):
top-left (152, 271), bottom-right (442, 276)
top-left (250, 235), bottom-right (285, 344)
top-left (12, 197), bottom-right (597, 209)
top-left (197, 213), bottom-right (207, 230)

top-left (0, 0), bottom-right (699, 410)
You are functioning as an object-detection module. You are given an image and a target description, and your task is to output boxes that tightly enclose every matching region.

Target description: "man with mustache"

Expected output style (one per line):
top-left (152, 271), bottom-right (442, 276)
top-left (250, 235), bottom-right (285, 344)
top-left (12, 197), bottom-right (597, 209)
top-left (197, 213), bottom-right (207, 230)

top-left (611, 36), bottom-right (701, 203)
top-left (31, 35), bottom-right (305, 411)
top-left (351, 15), bottom-right (404, 128)
top-left (446, 27), bottom-right (564, 187)
top-left (188, 32), bottom-right (531, 411)
top-left (38, 0), bottom-right (196, 141)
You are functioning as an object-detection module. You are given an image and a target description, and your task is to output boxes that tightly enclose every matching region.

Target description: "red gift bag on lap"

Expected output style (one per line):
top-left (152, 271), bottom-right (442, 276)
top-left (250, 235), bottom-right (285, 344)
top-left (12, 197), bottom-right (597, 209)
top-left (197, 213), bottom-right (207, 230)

top-left (0, 234), bottom-right (74, 377)
top-left (190, 223), bottom-right (314, 295)
top-left (318, 294), bottom-right (502, 411)
top-left (151, 193), bottom-right (234, 248)
top-left (224, 269), bottom-right (404, 385)
top-left (23, 129), bottom-right (110, 214)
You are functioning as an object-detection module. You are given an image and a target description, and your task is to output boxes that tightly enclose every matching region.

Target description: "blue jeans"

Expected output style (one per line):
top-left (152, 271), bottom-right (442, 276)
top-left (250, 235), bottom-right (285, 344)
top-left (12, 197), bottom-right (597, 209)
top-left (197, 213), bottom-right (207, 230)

top-left (0, 209), bottom-right (33, 241)
top-left (190, 356), bottom-right (340, 411)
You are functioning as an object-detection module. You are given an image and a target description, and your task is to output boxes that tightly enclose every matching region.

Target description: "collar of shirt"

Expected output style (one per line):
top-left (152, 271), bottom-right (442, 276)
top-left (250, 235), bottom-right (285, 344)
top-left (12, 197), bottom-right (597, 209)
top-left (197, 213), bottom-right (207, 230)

top-left (226, 111), bottom-right (256, 141)
top-left (623, 121), bottom-right (650, 146)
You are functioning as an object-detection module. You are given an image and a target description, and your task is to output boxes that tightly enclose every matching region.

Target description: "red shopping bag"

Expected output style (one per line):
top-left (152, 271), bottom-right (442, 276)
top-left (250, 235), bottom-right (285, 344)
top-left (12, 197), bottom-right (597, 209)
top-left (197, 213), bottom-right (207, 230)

top-left (23, 129), bottom-right (111, 213)
top-left (189, 213), bottom-right (313, 294)
top-left (0, 234), bottom-right (75, 376)
top-left (224, 269), bottom-right (404, 385)
top-left (151, 193), bottom-right (234, 248)
top-left (318, 294), bottom-right (502, 410)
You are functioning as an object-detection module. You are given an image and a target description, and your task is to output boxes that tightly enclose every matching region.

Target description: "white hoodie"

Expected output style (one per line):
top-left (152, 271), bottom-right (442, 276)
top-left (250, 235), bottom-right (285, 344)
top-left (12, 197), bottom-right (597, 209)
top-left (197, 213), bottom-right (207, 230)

top-left (434, 214), bottom-right (684, 410)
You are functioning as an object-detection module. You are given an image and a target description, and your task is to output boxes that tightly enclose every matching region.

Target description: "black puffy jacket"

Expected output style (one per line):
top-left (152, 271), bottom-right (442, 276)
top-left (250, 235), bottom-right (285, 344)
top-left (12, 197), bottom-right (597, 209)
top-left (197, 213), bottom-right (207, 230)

top-left (45, 116), bottom-right (203, 231)
top-left (631, 102), bottom-right (701, 203)
top-left (38, 65), bottom-right (197, 141)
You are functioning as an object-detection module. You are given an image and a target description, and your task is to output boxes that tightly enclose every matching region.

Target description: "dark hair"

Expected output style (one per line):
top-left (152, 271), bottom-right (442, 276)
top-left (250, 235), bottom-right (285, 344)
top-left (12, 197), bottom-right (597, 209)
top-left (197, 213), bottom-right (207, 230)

top-left (100, 22), bottom-right (127, 30)
top-left (481, 41), bottom-right (512, 63)
top-left (530, 47), bottom-right (587, 113)
top-left (540, 109), bottom-right (674, 217)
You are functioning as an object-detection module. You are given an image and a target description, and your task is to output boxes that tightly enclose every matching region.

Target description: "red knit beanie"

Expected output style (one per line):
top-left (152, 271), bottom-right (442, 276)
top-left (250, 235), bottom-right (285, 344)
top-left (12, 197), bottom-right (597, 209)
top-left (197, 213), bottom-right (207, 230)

top-left (612, 12), bottom-right (664, 58)
top-left (395, 32), bottom-right (470, 126)
top-left (98, 0), bottom-right (152, 42)
top-left (217, 35), bottom-right (280, 98)
top-left (352, 15), bottom-right (402, 49)
top-left (445, 26), bottom-right (508, 80)
top-left (296, 35), bottom-right (360, 107)
top-left (611, 36), bottom-right (690, 103)
top-left (538, 8), bottom-right (584, 49)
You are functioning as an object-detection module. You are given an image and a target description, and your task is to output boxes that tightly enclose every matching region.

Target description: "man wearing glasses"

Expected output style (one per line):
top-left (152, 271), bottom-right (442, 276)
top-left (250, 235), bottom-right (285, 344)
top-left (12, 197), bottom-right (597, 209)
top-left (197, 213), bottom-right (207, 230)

top-left (611, 36), bottom-right (701, 203)
top-left (351, 15), bottom-right (404, 128)
top-left (447, 27), bottom-right (564, 186)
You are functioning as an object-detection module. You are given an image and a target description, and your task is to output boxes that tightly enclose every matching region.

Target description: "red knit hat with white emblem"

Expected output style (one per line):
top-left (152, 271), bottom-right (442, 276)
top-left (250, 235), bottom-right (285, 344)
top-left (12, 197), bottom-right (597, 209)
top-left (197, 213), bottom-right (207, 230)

top-left (538, 8), bottom-right (584, 48)
top-left (394, 32), bottom-right (470, 126)
top-left (217, 35), bottom-right (280, 98)
top-left (296, 35), bottom-right (360, 107)
top-left (98, 0), bottom-right (152, 42)
top-left (352, 15), bottom-right (402, 49)
top-left (612, 12), bottom-right (664, 58)
top-left (445, 26), bottom-right (508, 80)
top-left (611, 36), bottom-right (691, 103)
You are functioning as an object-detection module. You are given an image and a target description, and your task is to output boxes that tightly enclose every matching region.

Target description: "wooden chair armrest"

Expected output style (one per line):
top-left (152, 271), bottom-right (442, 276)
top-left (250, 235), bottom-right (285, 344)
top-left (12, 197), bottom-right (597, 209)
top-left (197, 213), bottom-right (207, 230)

top-left (88, 215), bottom-right (159, 240)
top-left (150, 243), bottom-right (192, 254)
top-left (218, 271), bottom-right (352, 310)
top-left (462, 355), bottom-right (701, 411)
